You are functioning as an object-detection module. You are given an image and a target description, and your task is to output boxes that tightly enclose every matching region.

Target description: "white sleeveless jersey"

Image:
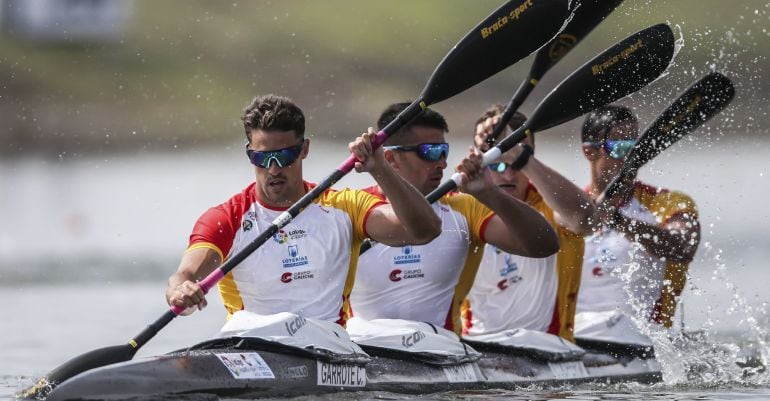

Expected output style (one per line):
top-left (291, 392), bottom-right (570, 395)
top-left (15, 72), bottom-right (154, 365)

top-left (350, 189), bottom-right (492, 333)
top-left (463, 245), bottom-right (558, 335)
top-left (577, 196), bottom-right (666, 318)
top-left (187, 182), bottom-right (383, 324)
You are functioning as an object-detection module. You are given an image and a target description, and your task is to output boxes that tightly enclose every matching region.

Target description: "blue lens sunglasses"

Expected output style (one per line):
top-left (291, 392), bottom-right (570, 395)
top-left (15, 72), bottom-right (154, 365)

top-left (246, 141), bottom-right (304, 168)
top-left (383, 143), bottom-right (449, 162)
top-left (584, 139), bottom-right (636, 159)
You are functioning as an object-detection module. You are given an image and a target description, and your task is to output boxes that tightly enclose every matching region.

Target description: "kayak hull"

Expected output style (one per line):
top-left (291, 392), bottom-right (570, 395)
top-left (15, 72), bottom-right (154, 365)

top-left (44, 340), bottom-right (661, 400)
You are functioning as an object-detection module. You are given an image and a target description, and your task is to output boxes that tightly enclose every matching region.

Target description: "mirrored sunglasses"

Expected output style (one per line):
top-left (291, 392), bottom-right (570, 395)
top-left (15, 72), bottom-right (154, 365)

top-left (487, 162), bottom-right (520, 173)
top-left (383, 143), bottom-right (449, 162)
top-left (246, 141), bottom-right (304, 168)
top-left (585, 139), bottom-right (636, 159)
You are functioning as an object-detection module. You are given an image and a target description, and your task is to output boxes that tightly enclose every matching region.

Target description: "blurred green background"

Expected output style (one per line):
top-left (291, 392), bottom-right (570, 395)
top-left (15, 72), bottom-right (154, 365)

top-left (1, 0), bottom-right (768, 157)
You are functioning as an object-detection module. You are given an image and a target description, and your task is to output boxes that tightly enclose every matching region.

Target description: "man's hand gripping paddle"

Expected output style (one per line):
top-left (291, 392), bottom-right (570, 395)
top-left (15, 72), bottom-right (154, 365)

top-left (21, 1), bottom-right (572, 398)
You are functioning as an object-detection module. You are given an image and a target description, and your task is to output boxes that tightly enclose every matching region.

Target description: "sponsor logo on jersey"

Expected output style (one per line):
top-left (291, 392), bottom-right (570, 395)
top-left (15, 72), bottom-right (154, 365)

top-left (273, 229), bottom-right (288, 244)
top-left (497, 255), bottom-right (521, 290)
top-left (389, 268), bottom-right (424, 282)
top-left (499, 255), bottom-right (518, 276)
top-left (287, 228), bottom-right (307, 240)
top-left (393, 245), bottom-right (421, 265)
top-left (283, 245), bottom-right (309, 268)
top-left (242, 219), bottom-right (253, 232)
top-left (280, 270), bottom-right (314, 283)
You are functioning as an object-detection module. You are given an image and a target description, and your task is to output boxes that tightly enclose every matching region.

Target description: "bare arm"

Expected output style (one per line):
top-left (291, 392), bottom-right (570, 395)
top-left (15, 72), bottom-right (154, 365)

top-left (520, 154), bottom-right (594, 235)
top-left (474, 114), bottom-right (593, 235)
top-left (351, 128), bottom-right (441, 246)
top-left (458, 147), bottom-right (559, 258)
top-left (612, 213), bottom-right (700, 263)
top-left (165, 247), bottom-right (222, 314)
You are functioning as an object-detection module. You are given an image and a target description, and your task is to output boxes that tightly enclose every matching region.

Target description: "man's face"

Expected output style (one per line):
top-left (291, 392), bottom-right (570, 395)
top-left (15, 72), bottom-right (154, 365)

top-left (584, 120), bottom-right (638, 179)
top-left (488, 136), bottom-right (533, 201)
top-left (248, 129), bottom-right (308, 206)
top-left (385, 126), bottom-right (448, 195)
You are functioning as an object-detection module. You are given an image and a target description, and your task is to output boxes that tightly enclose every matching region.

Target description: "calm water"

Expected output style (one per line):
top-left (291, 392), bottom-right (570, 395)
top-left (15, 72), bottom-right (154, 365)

top-left (1, 137), bottom-right (769, 400)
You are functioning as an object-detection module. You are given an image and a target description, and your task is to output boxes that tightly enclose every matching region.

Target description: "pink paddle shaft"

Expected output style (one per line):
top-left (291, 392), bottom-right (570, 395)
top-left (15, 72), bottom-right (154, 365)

top-left (336, 130), bottom-right (389, 172)
top-left (170, 269), bottom-right (225, 315)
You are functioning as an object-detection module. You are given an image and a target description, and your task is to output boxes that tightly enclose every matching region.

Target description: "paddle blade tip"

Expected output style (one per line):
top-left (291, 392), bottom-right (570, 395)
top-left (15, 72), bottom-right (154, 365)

top-left (19, 344), bottom-right (137, 399)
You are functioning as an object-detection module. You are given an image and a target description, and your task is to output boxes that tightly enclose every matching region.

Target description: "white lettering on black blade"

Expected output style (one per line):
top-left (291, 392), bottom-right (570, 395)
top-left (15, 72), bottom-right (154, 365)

top-left (316, 361), bottom-right (366, 387)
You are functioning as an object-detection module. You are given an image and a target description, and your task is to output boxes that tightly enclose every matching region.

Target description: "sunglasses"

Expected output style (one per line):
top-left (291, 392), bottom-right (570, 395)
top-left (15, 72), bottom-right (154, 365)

top-left (487, 162), bottom-right (520, 173)
top-left (383, 143), bottom-right (449, 162)
top-left (246, 141), bottom-right (304, 168)
top-left (584, 139), bottom-right (636, 159)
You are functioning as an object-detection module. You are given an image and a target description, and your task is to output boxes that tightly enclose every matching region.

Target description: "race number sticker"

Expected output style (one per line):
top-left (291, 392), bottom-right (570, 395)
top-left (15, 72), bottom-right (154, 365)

top-left (548, 361), bottom-right (589, 379)
top-left (316, 361), bottom-right (366, 387)
top-left (216, 352), bottom-right (275, 379)
top-left (442, 364), bottom-right (478, 383)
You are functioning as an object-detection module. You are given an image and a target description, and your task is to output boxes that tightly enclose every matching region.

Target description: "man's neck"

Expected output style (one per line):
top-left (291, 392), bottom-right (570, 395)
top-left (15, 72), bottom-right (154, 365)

top-left (257, 182), bottom-right (307, 209)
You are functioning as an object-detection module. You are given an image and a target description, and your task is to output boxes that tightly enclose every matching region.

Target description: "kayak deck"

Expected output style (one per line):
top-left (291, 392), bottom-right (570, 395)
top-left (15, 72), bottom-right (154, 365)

top-left (43, 337), bottom-right (661, 400)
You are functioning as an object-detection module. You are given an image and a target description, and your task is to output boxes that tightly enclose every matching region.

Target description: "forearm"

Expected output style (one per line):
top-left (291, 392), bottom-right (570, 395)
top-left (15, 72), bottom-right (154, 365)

top-left (165, 248), bottom-right (221, 303)
top-left (614, 215), bottom-right (699, 262)
top-left (521, 157), bottom-right (594, 234)
top-left (371, 167), bottom-right (440, 242)
top-left (476, 186), bottom-right (559, 257)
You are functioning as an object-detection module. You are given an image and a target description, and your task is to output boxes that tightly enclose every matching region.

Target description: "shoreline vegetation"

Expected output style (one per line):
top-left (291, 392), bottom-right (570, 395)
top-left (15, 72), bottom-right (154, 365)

top-left (1, 0), bottom-right (767, 157)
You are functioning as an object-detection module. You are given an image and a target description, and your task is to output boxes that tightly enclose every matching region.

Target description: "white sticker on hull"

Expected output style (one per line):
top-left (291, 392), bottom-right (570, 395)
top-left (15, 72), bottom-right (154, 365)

top-left (215, 352), bottom-right (275, 379)
top-left (548, 361), bottom-right (589, 379)
top-left (442, 364), bottom-right (479, 383)
top-left (316, 361), bottom-right (366, 387)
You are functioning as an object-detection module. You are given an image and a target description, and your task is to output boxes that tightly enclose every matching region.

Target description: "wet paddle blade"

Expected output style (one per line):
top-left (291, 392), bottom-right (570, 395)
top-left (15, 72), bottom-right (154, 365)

top-left (421, 0), bottom-right (571, 105)
top-left (20, 344), bottom-right (136, 399)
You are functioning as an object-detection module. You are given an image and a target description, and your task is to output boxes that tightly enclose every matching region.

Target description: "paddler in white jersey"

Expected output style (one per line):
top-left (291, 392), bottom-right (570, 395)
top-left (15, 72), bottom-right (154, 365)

top-left (164, 94), bottom-right (441, 325)
top-left (462, 105), bottom-right (594, 342)
top-left (349, 102), bottom-right (559, 335)
top-left (576, 105), bottom-right (700, 332)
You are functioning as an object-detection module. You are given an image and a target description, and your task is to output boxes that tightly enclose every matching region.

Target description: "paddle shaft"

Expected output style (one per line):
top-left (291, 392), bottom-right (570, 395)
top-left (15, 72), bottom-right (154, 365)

top-left (132, 101), bottom-right (427, 349)
top-left (427, 24), bottom-right (675, 203)
top-left (485, 0), bottom-right (627, 147)
top-left (602, 72), bottom-right (735, 200)
top-left (26, 2), bottom-right (575, 397)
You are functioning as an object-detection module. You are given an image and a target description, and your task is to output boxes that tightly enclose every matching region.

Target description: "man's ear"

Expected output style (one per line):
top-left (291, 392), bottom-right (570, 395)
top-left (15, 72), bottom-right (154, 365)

top-left (300, 138), bottom-right (310, 159)
top-left (383, 148), bottom-right (399, 170)
top-left (582, 143), bottom-right (600, 161)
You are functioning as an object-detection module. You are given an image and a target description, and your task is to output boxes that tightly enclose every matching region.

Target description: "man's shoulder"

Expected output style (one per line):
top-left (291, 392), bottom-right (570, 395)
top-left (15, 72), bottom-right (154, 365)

top-left (634, 181), bottom-right (697, 217)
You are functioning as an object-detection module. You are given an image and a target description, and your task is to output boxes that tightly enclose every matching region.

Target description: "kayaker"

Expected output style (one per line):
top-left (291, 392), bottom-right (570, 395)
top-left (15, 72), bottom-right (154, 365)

top-left (349, 103), bottom-right (559, 335)
top-left (576, 105), bottom-right (700, 329)
top-left (165, 94), bottom-right (441, 324)
top-left (462, 105), bottom-right (594, 343)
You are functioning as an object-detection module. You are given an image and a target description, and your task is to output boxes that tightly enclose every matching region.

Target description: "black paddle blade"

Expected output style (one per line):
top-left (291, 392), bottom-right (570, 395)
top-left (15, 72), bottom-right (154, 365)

top-left (420, 0), bottom-right (570, 105)
top-left (485, 0), bottom-right (626, 147)
top-left (602, 72), bottom-right (735, 200)
top-left (525, 23), bottom-right (675, 134)
top-left (529, 0), bottom-right (626, 79)
top-left (19, 344), bottom-right (136, 399)
top-left (630, 71), bottom-right (735, 169)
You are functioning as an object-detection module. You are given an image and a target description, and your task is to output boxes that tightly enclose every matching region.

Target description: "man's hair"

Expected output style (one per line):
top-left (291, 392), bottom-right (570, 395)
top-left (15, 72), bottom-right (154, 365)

top-left (581, 105), bottom-right (637, 143)
top-left (241, 95), bottom-right (305, 141)
top-left (475, 104), bottom-right (529, 146)
top-left (377, 102), bottom-right (448, 146)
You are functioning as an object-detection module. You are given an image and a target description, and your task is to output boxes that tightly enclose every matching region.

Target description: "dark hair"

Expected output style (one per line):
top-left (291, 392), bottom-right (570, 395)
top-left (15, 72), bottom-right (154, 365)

top-left (241, 95), bottom-right (305, 141)
top-left (475, 104), bottom-right (528, 146)
top-left (581, 105), bottom-right (637, 143)
top-left (377, 102), bottom-right (448, 145)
